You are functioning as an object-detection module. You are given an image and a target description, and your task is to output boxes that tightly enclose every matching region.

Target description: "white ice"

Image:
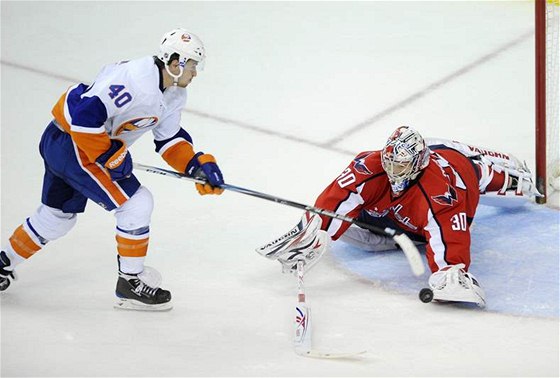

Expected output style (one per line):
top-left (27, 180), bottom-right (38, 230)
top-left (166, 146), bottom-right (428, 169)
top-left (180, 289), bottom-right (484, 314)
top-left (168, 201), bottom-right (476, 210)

top-left (1, 2), bottom-right (558, 377)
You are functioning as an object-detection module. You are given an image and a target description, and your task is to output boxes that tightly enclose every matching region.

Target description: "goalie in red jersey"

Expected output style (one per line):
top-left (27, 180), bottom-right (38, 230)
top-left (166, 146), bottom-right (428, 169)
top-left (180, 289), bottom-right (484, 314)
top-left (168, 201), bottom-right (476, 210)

top-left (257, 126), bottom-right (541, 308)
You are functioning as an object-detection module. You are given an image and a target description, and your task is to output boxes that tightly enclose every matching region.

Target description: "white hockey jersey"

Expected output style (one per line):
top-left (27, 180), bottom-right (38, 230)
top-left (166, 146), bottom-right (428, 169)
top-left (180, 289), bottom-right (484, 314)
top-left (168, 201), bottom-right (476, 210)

top-left (52, 56), bottom-right (196, 172)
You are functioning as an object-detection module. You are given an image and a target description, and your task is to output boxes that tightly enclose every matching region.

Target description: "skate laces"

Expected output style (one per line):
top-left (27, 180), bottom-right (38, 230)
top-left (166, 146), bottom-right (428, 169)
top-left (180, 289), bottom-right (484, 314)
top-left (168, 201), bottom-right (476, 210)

top-left (132, 279), bottom-right (159, 297)
top-left (431, 264), bottom-right (469, 290)
top-left (120, 272), bottom-right (160, 297)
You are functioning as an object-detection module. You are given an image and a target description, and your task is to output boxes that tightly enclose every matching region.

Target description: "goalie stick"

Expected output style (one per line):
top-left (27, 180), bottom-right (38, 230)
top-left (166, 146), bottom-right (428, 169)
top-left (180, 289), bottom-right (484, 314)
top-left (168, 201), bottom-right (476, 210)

top-left (294, 261), bottom-right (366, 359)
top-left (133, 162), bottom-right (425, 276)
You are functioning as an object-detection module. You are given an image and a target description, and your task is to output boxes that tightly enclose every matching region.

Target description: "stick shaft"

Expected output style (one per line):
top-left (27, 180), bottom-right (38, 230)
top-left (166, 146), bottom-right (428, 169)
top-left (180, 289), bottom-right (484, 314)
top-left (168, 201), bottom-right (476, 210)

top-left (133, 162), bottom-right (424, 276)
top-left (134, 163), bottom-right (394, 236)
top-left (296, 260), bottom-right (305, 303)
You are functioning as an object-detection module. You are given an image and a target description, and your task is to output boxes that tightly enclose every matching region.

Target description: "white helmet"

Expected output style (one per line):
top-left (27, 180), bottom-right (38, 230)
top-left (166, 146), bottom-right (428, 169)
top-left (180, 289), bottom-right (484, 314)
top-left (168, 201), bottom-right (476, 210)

top-left (381, 126), bottom-right (430, 195)
top-left (157, 28), bottom-right (206, 81)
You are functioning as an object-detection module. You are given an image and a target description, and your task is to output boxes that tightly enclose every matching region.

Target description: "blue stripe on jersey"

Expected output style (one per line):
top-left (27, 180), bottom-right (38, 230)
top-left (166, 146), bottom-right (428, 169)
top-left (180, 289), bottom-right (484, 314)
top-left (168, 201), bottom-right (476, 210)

top-left (153, 127), bottom-right (193, 153)
top-left (67, 84), bottom-right (108, 129)
top-left (116, 226), bottom-right (150, 235)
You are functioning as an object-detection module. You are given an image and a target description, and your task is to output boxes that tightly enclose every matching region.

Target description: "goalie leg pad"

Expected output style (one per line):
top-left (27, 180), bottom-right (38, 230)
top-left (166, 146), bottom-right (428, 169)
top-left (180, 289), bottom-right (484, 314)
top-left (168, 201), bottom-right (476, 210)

top-left (429, 264), bottom-right (486, 307)
top-left (474, 156), bottom-right (542, 198)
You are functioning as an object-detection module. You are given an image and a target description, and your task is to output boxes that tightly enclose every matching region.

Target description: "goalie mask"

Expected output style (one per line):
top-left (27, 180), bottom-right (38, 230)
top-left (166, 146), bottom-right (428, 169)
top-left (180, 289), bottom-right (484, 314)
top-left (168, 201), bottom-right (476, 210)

top-left (381, 126), bottom-right (430, 195)
top-left (157, 28), bottom-right (206, 82)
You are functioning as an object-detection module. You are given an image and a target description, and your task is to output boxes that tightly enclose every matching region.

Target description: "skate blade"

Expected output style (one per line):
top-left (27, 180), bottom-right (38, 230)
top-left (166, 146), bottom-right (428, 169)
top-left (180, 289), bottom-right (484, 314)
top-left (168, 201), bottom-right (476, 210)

top-left (114, 297), bottom-right (173, 312)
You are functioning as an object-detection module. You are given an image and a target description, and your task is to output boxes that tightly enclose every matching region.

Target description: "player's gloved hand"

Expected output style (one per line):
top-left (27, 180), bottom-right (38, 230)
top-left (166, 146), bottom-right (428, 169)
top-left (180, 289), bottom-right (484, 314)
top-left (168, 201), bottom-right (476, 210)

top-left (186, 152), bottom-right (224, 195)
top-left (96, 139), bottom-right (133, 181)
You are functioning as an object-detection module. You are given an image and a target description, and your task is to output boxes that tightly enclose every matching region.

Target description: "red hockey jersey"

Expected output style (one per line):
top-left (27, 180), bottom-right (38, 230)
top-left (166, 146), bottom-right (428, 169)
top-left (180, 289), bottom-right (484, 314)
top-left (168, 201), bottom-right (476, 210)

top-left (315, 147), bottom-right (480, 273)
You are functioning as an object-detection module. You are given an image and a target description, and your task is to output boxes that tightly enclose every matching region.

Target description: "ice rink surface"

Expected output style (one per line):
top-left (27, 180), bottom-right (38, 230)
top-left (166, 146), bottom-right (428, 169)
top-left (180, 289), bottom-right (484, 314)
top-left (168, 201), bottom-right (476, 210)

top-left (1, 1), bottom-right (559, 377)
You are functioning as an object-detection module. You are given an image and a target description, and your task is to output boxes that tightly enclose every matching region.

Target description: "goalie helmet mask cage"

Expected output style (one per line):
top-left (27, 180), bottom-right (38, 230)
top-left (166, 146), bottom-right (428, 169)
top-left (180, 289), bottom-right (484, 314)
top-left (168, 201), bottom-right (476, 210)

top-left (381, 126), bottom-right (431, 195)
top-left (157, 28), bottom-right (206, 82)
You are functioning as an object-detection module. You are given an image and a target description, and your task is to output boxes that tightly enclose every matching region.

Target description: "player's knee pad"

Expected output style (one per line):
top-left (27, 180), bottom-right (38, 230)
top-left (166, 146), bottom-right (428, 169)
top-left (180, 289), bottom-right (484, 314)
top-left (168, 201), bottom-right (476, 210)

top-left (28, 204), bottom-right (78, 242)
top-left (114, 186), bottom-right (153, 231)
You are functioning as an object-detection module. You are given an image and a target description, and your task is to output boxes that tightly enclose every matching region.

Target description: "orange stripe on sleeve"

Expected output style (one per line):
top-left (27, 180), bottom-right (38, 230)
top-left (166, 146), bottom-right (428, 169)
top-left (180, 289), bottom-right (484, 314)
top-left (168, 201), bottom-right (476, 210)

top-left (198, 154), bottom-right (217, 164)
top-left (9, 225), bottom-right (42, 259)
top-left (161, 141), bottom-right (195, 173)
top-left (71, 131), bottom-right (112, 163)
top-left (116, 235), bottom-right (149, 257)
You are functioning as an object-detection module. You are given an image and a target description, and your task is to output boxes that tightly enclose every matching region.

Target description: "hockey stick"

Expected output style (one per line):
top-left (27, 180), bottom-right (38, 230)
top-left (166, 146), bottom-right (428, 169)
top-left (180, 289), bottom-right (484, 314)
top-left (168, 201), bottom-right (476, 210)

top-left (294, 261), bottom-right (366, 359)
top-left (133, 162), bottom-right (425, 276)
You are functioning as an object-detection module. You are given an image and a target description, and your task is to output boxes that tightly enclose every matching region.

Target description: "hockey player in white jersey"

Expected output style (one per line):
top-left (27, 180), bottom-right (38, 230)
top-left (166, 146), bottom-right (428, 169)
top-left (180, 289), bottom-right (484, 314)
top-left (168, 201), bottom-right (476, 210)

top-left (0, 28), bottom-right (223, 311)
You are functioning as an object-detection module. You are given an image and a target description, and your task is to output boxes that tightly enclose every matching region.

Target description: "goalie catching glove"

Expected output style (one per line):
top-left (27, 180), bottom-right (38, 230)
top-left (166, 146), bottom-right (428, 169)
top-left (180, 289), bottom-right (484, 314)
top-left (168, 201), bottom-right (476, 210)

top-left (186, 152), bottom-right (224, 195)
top-left (256, 212), bottom-right (330, 275)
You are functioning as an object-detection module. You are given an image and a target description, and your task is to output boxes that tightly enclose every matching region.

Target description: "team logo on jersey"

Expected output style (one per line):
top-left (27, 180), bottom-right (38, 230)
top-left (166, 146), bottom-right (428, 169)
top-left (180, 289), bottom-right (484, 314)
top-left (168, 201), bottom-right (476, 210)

top-left (431, 184), bottom-right (458, 206)
top-left (392, 203), bottom-right (418, 231)
top-left (115, 117), bottom-right (159, 135)
top-left (353, 153), bottom-right (374, 175)
top-left (365, 204), bottom-right (418, 230)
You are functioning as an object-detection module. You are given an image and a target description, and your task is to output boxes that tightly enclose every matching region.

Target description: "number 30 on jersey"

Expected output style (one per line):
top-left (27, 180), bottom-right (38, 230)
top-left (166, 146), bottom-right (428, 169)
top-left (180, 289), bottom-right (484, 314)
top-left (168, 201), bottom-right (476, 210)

top-left (451, 212), bottom-right (468, 231)
top-left (337, 168), bottom-right (356, 188)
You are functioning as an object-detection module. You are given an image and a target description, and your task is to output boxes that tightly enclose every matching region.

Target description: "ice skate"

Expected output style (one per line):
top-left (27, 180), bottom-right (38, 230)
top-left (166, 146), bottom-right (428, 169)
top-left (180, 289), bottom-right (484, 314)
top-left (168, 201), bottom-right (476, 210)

top-left (0, 251), bottom-right (17, 292)
top-left (114, 267), bottom-right (172, 311)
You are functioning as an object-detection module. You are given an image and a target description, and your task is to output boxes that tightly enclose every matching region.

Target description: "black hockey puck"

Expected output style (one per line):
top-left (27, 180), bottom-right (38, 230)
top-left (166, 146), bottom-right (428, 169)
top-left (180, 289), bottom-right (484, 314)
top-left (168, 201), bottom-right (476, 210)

top-left (419, 288), bottom-right (433, 303)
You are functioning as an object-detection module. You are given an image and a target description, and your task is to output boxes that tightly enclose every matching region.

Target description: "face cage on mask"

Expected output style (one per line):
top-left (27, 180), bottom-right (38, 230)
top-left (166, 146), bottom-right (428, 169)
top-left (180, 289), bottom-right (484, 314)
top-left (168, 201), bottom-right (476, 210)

top-left (383, 157), bottom-right (419, 195)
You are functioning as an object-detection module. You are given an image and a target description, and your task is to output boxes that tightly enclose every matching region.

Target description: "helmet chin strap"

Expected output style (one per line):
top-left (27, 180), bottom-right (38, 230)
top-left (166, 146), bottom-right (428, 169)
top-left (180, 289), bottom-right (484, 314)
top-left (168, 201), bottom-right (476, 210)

top-left (165, 65), bottom-right (183, 86)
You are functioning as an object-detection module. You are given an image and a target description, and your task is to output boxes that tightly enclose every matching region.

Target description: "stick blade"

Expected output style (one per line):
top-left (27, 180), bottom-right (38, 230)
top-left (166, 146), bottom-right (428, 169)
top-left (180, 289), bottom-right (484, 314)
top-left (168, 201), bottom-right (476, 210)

top-left (295, 348), bottom-right (368, 359)
top-left (294, 303), bottom-right (312, 350)
top-left (392, 233), bottom-right (425, 276)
